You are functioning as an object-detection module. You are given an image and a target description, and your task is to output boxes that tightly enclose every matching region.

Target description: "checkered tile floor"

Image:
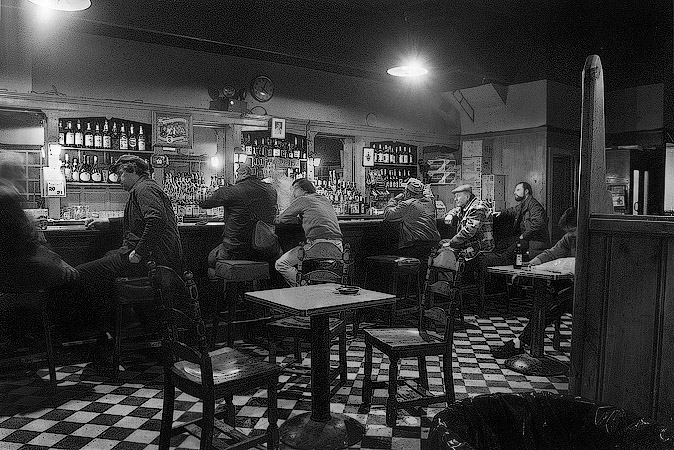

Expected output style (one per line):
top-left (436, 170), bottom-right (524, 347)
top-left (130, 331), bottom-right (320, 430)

top-left (0, 297), bottom-right (571, 449)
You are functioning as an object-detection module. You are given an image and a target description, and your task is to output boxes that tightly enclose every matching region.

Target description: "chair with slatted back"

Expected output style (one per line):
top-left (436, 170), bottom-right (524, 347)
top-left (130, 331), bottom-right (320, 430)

top-left (266, 242), bottom-right (351, 391)
top-left (149, 262), bottom-right (281, 450)
top-left (361, 268), bottom-right (458, 427)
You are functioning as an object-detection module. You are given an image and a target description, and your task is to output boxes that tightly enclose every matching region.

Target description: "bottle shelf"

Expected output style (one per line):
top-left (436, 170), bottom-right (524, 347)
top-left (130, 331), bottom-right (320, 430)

top-left (373, 163), bottom-right (417, 168)
top-left (66, 182), bottom-right (120, 188)
top-left (59, 147), bottom-right (153, 154)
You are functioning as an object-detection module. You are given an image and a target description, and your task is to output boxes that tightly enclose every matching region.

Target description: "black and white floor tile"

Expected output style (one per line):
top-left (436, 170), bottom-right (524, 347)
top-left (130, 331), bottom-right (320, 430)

top-left (0, 298), bottom-right (571, 449)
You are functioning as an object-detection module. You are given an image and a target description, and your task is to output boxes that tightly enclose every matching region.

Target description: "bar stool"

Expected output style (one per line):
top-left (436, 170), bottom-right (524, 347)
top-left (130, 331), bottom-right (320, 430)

top-left (112, 276), bottom-right (161, 378)
top-left (361, 255), bottom-right (422, 329)
top-left (0, 287), bottom-right (56, 388)
top-left (212, 260), bottom-right (271, 347)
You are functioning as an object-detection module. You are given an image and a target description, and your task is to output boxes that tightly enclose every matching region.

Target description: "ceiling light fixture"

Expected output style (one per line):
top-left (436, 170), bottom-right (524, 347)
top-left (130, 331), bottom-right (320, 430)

top-left (28, 0), bottom-right (91, 11)
top-left (387, 64), bottom-right (429, 77)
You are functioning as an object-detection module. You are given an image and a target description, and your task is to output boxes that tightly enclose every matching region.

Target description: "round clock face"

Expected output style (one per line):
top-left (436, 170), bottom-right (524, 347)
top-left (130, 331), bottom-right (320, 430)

top-left (250, 75), bottom-right (274, 102)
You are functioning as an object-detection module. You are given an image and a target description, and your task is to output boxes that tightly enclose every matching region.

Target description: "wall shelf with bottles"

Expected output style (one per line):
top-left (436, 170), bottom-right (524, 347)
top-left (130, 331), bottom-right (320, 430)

top-left (371, 141), bottom-right (417, 166)
top-left (239, 131), bottom-right (308, 179)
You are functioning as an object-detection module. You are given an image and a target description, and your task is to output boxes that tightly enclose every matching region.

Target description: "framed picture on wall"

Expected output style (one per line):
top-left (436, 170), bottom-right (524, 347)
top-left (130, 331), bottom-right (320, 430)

top-left (362, 147), bottom-right (374, 167)
top-left (271, 117), bottom-right (286, 139)
top-left (152, 112), bottom-right (193, 148)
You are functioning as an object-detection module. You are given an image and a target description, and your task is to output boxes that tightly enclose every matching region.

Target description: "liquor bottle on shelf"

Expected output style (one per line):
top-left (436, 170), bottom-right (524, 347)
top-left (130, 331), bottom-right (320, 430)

top-left (272, 139), bottom-right (281, 157)
top-left (79, 155), bottom-right (91, 182)
top-left (91, 155), bottom-right (102, 182)
top-left (244, 134), bottom-right (253, 155)
top-left (119, 123), bottom-right (128, 150)
top-left (63, 153), bottom-right (72, 181)
top-left (107, 155), bottom-right (118, 183)
top-left (101, 155), bottom-right (109, 182)
top-left (137, 126), bottom-right (146, 151)
top-left (293, 137), bottom-right (301, 159)
top-left (93, 123), bottom-right (103, 149)
top-left (128, 124), bottom-right (137, 151)
top-left (58, 121), bottom-right (65, 146)
top-left (65, 120), bottom-right (75, 146)
top-left (84, 122), bottom-right (94, 148)
top-left (74, 120), bottom-right (84, 148)
top-left (102, 120), bottom-right (111, 149)
top-left (71, 157), bottom-right (80, 182)
top-left (111, 122), bottom-right (120, 149)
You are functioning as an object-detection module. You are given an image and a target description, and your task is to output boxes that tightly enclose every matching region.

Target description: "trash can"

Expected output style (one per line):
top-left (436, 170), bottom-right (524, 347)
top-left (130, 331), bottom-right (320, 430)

top-left (428, 392), bottom-right (673, 450)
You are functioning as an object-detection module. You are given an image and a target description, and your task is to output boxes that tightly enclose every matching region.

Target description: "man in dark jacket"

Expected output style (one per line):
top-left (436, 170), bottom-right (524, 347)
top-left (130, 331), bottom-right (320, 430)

top-left (199, 163), bottom-right (279, 281)
top-left (497, 181), bottom-right (550, 260)
top-left (383, 177), bottom-right (440, 261)
top-left (80, 155), bottom-right (182, 279)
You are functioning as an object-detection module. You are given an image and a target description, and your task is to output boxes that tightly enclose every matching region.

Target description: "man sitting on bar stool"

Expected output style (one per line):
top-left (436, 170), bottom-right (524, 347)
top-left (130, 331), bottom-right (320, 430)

top-left (275, 178), bottom-right (343, 287)
top-left (383, 177), bottom-right (440, 264)
top-left (199, 162), bottom-right (280, 282)
top-left (491, 206), bottom-right (577, 359)
top-left (77, 155), bottom-right (182, 369)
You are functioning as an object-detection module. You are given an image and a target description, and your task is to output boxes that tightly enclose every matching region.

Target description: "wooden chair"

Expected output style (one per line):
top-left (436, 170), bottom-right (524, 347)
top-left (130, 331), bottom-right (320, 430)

top-left (266, 242), bottom-right (351, 391)
top-left (0, 287), bottom-right (56, 389)
top-left (149, 262), bottom-right (281, 450)
top-left (362, 268), bottom-right (458, 427)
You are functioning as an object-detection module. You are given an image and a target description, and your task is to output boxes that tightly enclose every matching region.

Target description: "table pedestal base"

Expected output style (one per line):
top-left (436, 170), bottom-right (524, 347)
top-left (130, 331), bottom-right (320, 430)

top-left (505, 353), bottom-right (569, 376)
top-left (279, 412), bottom-right (365, 450)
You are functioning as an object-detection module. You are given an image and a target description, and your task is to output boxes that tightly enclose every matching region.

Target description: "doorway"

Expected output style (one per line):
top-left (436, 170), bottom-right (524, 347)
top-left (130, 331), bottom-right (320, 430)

top-left (547, 148), bottom-right (577, 242)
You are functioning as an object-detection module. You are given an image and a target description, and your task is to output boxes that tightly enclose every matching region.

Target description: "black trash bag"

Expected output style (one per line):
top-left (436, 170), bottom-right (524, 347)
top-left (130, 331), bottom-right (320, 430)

top-left (428, 392), bottom-right (674, 450)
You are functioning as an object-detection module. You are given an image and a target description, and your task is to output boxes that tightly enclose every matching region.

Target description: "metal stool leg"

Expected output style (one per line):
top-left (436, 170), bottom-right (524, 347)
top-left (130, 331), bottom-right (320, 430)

top-left (40, 294), bottom-right (57, 388)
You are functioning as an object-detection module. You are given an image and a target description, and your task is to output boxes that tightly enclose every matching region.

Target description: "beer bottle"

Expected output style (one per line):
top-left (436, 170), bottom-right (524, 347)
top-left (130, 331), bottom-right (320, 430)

top-left (514, 239), bottom-right (523, 269)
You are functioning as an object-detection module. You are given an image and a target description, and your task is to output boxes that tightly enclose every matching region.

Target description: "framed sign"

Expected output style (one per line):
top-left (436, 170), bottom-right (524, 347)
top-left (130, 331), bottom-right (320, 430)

top-left (271, 117), bottom-right (286, 139)
top-left (362, 147), bottom-right (374, 167)
top-left (152, 112), bottom-right (193, 148)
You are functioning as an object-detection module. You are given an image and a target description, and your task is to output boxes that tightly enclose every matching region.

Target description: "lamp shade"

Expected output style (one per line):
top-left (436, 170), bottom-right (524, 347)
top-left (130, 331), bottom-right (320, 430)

top-left (28, 0), bottom-right (91, 11)
top-left (387, 65), bottom-right (428, 77)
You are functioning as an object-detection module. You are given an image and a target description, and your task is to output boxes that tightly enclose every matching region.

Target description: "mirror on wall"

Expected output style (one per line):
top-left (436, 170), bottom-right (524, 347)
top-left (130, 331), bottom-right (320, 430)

top-left (0, 109), bottom-right (45, 207)
top-left (313, 135), bottom-right (343, 183)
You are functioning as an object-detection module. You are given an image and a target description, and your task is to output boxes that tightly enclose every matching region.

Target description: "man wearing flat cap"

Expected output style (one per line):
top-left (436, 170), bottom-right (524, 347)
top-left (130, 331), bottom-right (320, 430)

top-left (383, 177), bottom-right (440, 262)
top-left (81, 154), bottom-right (182, 277)
top-left (441, 183), bottom-right (494, 262)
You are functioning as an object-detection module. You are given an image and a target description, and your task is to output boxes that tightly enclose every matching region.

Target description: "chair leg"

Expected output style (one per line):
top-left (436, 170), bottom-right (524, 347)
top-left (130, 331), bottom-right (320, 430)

top-left (113, 303), bottom-right (123, 379)
top-left (267, 377), bottom-right (279, 449)
top-left (553, 316), bottom-right (562, 351)
top-left (224, 394), bottom-right (235, 426)
top-left (201, 393), bottom-right (216, 450)
top-left (442, 353), bottom-right (455, 405)
top-left (159, 379), bottom-right (175, 450)
top-left (293, 339), bottom-right (302, 362)
top-left (268, 336), bottom-right (278, 365)
top-left (338, 329), bottom-right (347, 384)
top-left (362, 340), bottom-right (373, 405)
top-left (226, 284), bottom-right (237, 347)
top-left (417, 356), bottom-right (428, 390)
top-left (386, 356), bottom-right (399, 427)
top-left (41, 299), bottom-right (57, 388)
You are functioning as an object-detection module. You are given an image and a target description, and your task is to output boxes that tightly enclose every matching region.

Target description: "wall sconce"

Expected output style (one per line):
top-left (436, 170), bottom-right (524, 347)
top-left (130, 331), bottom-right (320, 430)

top-left (312, 157), bottom-right (321, 167)
top-left (210, 156), bottom-right (221, 168)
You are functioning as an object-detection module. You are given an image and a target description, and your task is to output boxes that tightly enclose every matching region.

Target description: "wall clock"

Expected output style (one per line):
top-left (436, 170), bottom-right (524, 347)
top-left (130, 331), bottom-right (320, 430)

top-left (250, 75), bottom-right (275, 102)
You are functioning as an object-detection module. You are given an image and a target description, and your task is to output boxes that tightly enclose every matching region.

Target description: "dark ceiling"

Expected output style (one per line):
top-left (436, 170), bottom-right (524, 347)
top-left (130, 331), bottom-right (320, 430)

top-left (18, 0), bottom-right (674, 92)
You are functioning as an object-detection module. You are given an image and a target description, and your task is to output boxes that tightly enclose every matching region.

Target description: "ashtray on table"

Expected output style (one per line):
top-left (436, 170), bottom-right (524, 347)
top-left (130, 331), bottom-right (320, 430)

top-left (335, 285), bottom-right (360, 295)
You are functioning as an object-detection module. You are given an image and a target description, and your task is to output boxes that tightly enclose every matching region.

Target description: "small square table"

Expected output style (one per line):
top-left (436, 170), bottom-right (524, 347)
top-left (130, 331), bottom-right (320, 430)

top-left (487, 265), bottom-right (574, 376)
top-left (245, 283), bottom-right (395, 450)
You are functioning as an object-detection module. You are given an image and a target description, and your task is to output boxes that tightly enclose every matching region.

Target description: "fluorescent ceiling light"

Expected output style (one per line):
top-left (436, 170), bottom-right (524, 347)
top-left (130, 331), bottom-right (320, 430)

top-left (28, 0), bottom-right (91, 11)
top-left (387, 65), bottom-right (429, 77)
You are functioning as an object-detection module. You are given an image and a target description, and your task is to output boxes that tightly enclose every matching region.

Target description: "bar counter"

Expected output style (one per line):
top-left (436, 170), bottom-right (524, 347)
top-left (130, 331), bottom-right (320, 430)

top-left (43, 217), bottom-right (454, 287)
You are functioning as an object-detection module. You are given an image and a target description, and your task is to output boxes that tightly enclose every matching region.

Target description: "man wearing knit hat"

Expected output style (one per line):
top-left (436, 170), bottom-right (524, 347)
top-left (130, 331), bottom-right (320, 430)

top-left (382, 177), bottom-right (440, 262)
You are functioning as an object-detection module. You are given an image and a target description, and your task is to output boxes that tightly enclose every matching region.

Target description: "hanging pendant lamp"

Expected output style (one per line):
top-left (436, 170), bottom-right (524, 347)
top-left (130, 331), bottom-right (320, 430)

top-left (28, 0), bottom-right (91, 11)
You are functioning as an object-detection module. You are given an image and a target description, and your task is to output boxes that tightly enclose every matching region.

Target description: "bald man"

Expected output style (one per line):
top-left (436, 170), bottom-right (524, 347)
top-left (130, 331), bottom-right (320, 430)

top-left (199, 163), bottom-right (279, 280)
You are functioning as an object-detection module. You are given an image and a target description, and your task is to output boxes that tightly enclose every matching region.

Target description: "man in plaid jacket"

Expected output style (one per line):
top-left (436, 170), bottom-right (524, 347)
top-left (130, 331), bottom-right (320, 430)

top-left (442, 184), bottom-right (494, 261)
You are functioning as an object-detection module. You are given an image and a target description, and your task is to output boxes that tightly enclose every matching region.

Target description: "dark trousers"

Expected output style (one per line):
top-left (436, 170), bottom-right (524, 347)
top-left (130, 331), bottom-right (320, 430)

top-left (520, 280), bottom-right (574, 344)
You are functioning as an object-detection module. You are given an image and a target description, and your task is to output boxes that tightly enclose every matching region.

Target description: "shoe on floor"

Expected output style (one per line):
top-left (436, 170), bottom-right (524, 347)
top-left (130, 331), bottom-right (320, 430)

top-left (491, 340), bottom-right (525, 359)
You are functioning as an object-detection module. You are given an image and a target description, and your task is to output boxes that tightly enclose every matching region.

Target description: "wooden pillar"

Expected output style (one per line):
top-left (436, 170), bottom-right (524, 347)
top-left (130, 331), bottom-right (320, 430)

top-left (570, 55), bottom-right (614, 396)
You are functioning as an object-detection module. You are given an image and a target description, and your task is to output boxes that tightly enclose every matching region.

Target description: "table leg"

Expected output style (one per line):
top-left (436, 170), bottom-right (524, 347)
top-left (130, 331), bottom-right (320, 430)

top-left (279, 313), bottom-right (365, 449)
top-left (529, 279), bottom-right (546, 358)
